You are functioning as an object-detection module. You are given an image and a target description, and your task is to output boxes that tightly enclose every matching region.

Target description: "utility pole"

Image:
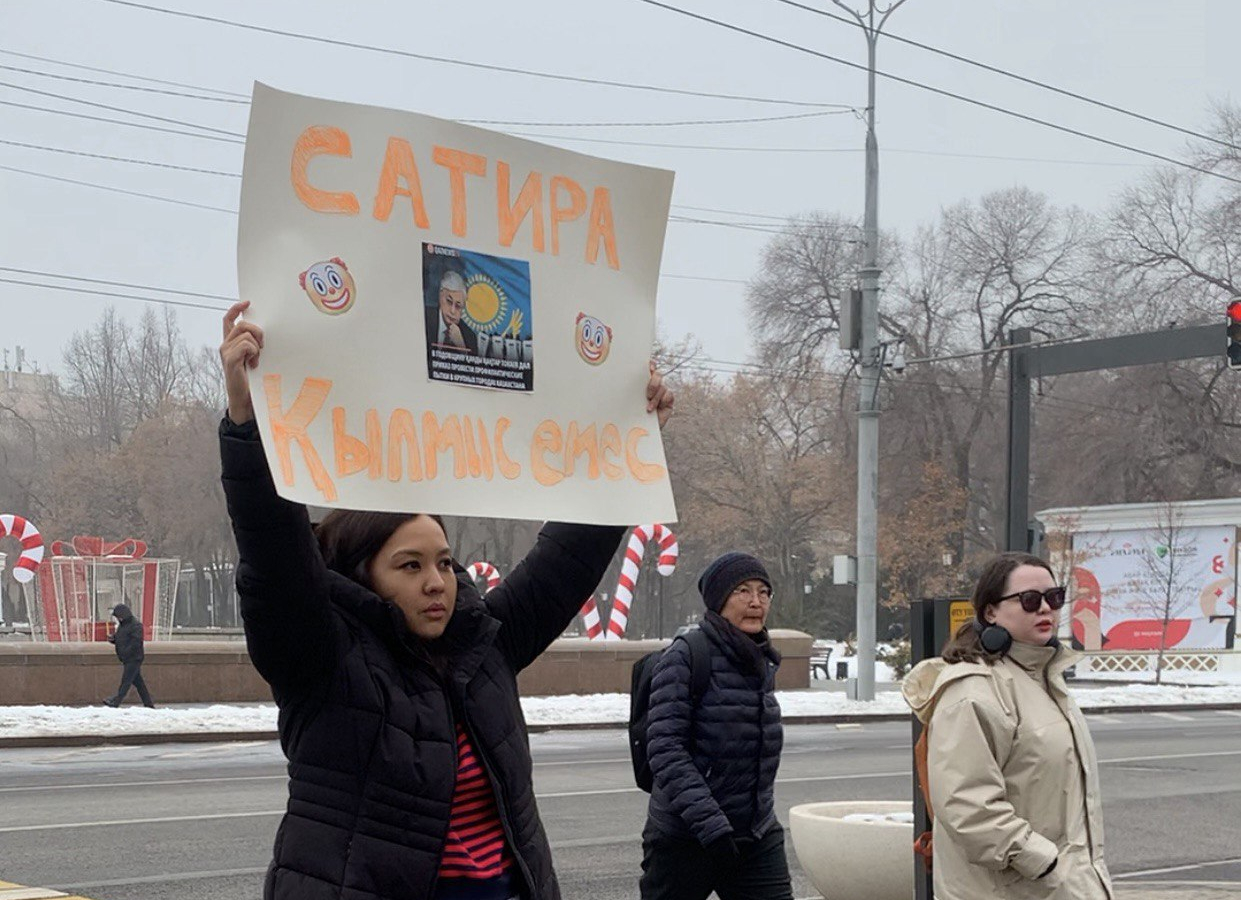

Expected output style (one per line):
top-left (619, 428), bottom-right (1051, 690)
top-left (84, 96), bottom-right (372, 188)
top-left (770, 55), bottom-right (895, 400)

top-left (835, 0), bottom-right (908, 700)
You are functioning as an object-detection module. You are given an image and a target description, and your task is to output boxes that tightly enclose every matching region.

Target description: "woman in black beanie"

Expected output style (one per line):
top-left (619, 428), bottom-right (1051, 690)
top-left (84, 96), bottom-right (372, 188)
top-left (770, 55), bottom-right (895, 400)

top-left (639, 551), bottom-right (793, 900)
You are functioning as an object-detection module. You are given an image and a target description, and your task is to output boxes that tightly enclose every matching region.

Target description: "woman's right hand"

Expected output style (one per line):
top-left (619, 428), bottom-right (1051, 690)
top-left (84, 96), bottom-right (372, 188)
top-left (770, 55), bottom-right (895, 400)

top-left (220, 300), bottom-right (265, 425)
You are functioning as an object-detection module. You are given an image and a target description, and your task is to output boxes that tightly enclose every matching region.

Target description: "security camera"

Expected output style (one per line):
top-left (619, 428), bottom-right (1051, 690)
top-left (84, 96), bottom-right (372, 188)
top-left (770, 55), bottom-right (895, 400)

top-left (889, 340), bottom-right (907, 374)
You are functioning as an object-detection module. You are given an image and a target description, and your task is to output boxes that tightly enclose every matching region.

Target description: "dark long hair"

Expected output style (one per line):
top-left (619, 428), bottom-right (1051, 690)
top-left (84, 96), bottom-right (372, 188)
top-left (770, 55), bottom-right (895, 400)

top-left (941, 552), bottom-right (1054, 664)
top-left (315, 510), bottom-right (448, 590)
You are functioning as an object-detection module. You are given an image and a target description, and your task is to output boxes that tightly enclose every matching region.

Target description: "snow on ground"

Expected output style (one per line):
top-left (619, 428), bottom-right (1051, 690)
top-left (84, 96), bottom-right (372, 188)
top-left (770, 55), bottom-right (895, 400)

top-left (1079, 669), bottom-right (1241, 686)
top-left (0, 703), bottom-right (279, 739)
top-left (812, 642), bottom-right (899, 683)
top-left (818, 654), bottom-right (897, 683)
top-left (3, 681), bottom-right (1240, 739)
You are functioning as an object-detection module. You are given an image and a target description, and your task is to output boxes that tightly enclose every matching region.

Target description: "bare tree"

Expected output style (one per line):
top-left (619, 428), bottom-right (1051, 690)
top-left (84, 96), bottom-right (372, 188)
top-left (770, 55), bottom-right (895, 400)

top-left (1040, 513), bottom-right (1109, 650)
top-left (1133, 501), bottom-right (1199, 685)
top-left (53, 307), bottom-right (210, 450)
top-left (745, 212), bottom-right (867, 366)
top-left (879, 460), bottom-right (971, 609)
top-left (663, 359), bottom-right (849, 631)
top-left (57, 307), bottom-right (131, 448)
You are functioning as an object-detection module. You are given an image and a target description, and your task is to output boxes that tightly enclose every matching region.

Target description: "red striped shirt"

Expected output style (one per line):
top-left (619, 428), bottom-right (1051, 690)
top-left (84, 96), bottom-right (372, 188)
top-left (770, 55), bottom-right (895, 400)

top-left (438, 723), bottom-right (514, 880)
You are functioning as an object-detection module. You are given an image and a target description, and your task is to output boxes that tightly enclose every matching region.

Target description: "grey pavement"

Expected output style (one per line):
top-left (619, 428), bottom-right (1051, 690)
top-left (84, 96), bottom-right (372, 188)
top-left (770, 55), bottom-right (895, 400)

top-left (0, 711), bottom-right (1236, 899)
top-left (1117, 889), bottom-right (1240, 899)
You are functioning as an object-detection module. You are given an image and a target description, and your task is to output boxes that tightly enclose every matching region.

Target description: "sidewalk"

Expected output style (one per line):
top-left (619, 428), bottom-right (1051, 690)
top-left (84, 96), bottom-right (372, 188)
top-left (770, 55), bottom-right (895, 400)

top-left (1116, 887), bottom-right (1237, 898)
top-left (3, 694), bottom-right (1241, 748)
top-left (7, 878), bottom-right (1237, 900)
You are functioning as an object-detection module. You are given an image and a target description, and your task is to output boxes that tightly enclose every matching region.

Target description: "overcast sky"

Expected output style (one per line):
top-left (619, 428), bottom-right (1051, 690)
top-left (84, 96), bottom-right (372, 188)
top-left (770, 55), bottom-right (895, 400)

top-left (3, 0), bottom-right (1238, 378)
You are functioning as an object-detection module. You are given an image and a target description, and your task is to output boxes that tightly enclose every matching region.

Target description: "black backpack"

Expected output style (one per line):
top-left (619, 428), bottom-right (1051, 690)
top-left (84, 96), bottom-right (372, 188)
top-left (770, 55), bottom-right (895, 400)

top-left (629, 627), bottom-right (713, 793)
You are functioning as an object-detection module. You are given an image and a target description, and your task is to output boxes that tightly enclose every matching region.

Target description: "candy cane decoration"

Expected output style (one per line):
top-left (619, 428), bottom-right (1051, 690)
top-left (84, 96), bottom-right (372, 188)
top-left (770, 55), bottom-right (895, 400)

top-left (466, 561), bottom-right (501, 594)
top-left (579, 596), bottom-right (604, 640)
top-left (606, 524), bottom-right (679, 640)
top-left (0, 514), bottom-right (44, 583)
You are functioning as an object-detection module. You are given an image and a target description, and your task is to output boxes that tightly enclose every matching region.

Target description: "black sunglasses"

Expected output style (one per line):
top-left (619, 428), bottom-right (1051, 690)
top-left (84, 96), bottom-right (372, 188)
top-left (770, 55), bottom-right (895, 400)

top-left (997, 586), bottom-right (1067, 613)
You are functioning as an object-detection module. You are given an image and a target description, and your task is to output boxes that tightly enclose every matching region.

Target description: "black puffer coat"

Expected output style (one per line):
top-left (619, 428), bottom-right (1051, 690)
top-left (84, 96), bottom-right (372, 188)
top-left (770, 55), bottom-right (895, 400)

top-left (108, 604), bottom-right (144, 663)
top-left (644, 610), bottom-right (783, 846)
top-left (221, 421), bottom-right (624, 900)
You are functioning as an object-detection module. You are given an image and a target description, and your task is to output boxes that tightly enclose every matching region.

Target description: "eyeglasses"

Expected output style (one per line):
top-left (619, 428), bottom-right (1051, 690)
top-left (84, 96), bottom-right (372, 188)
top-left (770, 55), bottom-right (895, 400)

top-left (729, 585), bottom-right (773, 603)
top-left (997, 586), bottom-right (1067, 613)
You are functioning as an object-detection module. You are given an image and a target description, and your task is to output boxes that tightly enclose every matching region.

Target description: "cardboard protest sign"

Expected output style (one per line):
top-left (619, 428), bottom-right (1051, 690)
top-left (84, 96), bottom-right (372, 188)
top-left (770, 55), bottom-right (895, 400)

top-left (237, 84), bottom-right (676, 524)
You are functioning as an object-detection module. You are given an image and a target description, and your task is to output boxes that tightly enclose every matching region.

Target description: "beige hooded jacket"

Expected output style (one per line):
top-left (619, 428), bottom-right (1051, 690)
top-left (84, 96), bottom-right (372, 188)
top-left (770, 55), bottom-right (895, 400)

top-left (902, 641), bottom-right (1113, 900)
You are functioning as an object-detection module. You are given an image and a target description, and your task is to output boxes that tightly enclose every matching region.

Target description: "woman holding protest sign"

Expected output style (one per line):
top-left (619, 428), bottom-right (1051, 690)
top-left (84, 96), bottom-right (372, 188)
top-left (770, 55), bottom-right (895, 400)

top-left (902, 552), bottom-right (1113, 900)
top-left (218, 300), bottom-right (673, 900)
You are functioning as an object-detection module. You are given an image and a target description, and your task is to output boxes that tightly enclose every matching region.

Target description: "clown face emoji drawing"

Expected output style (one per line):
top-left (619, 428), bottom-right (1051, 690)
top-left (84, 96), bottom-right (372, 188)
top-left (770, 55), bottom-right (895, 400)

top-left (299, 258), bottom-right (356, 315)
top-left (575, 313), bottom-right (612, 365)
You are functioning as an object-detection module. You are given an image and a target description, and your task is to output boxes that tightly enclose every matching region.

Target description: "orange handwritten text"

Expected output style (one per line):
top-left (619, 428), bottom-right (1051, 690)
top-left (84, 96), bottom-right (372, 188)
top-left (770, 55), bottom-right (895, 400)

top-left (290, 126), bottom-right (360, 215)
top-left (289, 128), bottom-right (620, 269)
top-left (265, 377), bottom-right (664, 501)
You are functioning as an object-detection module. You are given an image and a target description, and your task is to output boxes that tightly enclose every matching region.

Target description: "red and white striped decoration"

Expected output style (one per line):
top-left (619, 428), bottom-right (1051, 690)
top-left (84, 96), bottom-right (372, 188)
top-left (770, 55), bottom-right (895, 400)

top-left (579, 596), bottom-right (604, 640)
top-left (605, 524), bottom-right (679, 640)
top-left (466, 561), bottom-right (501, 593)
top-left (0, 514), bottom-right (44, 584)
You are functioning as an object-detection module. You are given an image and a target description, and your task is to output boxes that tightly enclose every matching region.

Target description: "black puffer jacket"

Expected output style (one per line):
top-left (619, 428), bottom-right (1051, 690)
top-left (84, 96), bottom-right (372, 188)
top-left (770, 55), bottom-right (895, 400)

top-left (108, 604), bottom-right (144, 663)
top-left (644, 610), bottom-right (783, 846)
top-left (221, 421), bottom-right (624, 900)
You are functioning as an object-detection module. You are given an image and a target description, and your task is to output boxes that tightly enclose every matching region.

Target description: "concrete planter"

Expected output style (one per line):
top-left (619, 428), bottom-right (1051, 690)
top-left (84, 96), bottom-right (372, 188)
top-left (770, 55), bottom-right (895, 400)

top-left (789, 800), bottom-right (913, 900)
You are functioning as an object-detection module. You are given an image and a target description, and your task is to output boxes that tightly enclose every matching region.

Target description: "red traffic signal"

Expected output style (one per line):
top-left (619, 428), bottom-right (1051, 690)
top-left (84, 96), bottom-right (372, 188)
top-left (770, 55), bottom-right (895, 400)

top-left (1229, 299), bottom-right (1241, 369)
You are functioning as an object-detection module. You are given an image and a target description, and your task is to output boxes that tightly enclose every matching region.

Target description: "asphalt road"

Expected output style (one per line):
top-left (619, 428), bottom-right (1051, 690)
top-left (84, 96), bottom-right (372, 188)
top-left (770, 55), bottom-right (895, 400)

top-left (0, 711), bottom-right (1237, 899)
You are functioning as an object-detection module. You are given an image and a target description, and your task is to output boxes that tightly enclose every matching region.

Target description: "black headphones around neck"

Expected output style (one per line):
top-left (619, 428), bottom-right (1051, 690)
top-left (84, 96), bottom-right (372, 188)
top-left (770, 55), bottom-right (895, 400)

top-left (972, 618), bottom-right (1013, 655)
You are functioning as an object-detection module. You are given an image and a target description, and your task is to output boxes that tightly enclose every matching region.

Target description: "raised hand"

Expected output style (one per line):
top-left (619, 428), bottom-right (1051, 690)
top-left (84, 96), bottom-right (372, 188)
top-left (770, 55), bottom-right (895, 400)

top-left (220, 300), bottom-right (265, 425)
top-left (646, 361), bottom-right (675, 429)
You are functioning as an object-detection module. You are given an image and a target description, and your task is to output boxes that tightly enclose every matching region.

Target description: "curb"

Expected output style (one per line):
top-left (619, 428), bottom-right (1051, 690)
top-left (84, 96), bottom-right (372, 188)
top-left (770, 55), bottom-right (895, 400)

top-left (2, 702), bottom-right (1239, 749)
top-left (0, 730), bottom-right (279, 749)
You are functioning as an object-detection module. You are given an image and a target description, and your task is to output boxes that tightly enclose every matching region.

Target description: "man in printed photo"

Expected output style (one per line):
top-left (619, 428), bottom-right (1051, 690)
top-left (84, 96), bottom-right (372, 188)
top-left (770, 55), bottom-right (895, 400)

top-left (427, 269), bottom-right (478, 355)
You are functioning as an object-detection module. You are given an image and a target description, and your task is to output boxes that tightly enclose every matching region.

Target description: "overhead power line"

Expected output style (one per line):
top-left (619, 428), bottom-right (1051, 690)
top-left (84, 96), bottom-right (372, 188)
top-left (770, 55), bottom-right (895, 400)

top-left (660, 273), bottom-right (751, 285)
top-left (0, 276), bottom-right (228, 312)
top-left (0, 79), bottom-right (244, 137)
top-left (0, 48), bottom-right (250, 97)
top-left (0, 139), bottom-right (856, 230)
top-left (771, 0), bottom-right (1241, 152)
top-left (0, 163), bottom-right (238, 214)
top-left (93, 0), bottom-right (839, 109)
top-left (0, 270), bottom-right (1177, 423)
top-left (0, 98), bottom-right (245, 144)
top-left (0, 95), bottom-right (1142, 168)
top-left (1, 55), bottom-right (856, 126)
top-left (0, 266), bottom-right (234, 302)
top-left (630, 0), bottom-right (1241, 186)
top-left (0, 63), bottom-right (248, 104)
top-left (668, 214), bottom-right (859, 238)
top-left (668, 216), bottom-right (796, 236)
top-left (0, 139), bottom-right (240, 176)
top-left (0, 263), bottom-right (746, 296)
top-left (519, 130), bottom-right (1145, 166)
top-left (0, 161), bottom-right (805, 242)
top-left (461, 109), bottom-right (853, 127)
top-left (510, 131), bottom-right (861, 152)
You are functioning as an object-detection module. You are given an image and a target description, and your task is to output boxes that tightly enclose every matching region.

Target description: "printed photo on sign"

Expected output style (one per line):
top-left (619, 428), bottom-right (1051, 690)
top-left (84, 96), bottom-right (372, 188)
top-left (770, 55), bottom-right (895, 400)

top-left (423, 243), bottom-right (534, 392)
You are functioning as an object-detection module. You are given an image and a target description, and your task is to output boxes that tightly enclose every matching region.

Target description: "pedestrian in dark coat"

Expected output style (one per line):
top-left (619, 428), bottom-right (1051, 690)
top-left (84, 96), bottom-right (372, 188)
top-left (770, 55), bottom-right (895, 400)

top-left (103, 602), bottom-right (155, 708)
top-left (219, 301), bottom-right (675, 900)
top-left (640, 552), bottom-right (793, 900)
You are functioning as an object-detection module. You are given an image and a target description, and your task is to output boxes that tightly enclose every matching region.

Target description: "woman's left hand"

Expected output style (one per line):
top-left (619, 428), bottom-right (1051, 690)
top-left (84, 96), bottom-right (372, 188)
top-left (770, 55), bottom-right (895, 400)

top-left (646, 361), bottom-right (675, 429)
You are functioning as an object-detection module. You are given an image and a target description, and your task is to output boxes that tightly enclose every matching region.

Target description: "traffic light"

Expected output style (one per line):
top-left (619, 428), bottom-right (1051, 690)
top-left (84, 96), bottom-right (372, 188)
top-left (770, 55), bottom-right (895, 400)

top-left (1229, 299), bottom-right (1241, 369)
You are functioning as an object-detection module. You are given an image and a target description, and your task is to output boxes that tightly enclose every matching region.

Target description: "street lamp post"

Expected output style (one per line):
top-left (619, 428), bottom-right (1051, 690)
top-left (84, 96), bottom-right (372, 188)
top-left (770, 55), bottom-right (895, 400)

top-left (832, 0), bottom-right (910, 701)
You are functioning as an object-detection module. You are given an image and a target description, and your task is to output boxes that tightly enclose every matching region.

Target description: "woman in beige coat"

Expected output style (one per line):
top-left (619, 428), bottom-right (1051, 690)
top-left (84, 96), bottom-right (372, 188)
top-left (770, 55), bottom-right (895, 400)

top-left (903, 552), bottom-right (1113, 900)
